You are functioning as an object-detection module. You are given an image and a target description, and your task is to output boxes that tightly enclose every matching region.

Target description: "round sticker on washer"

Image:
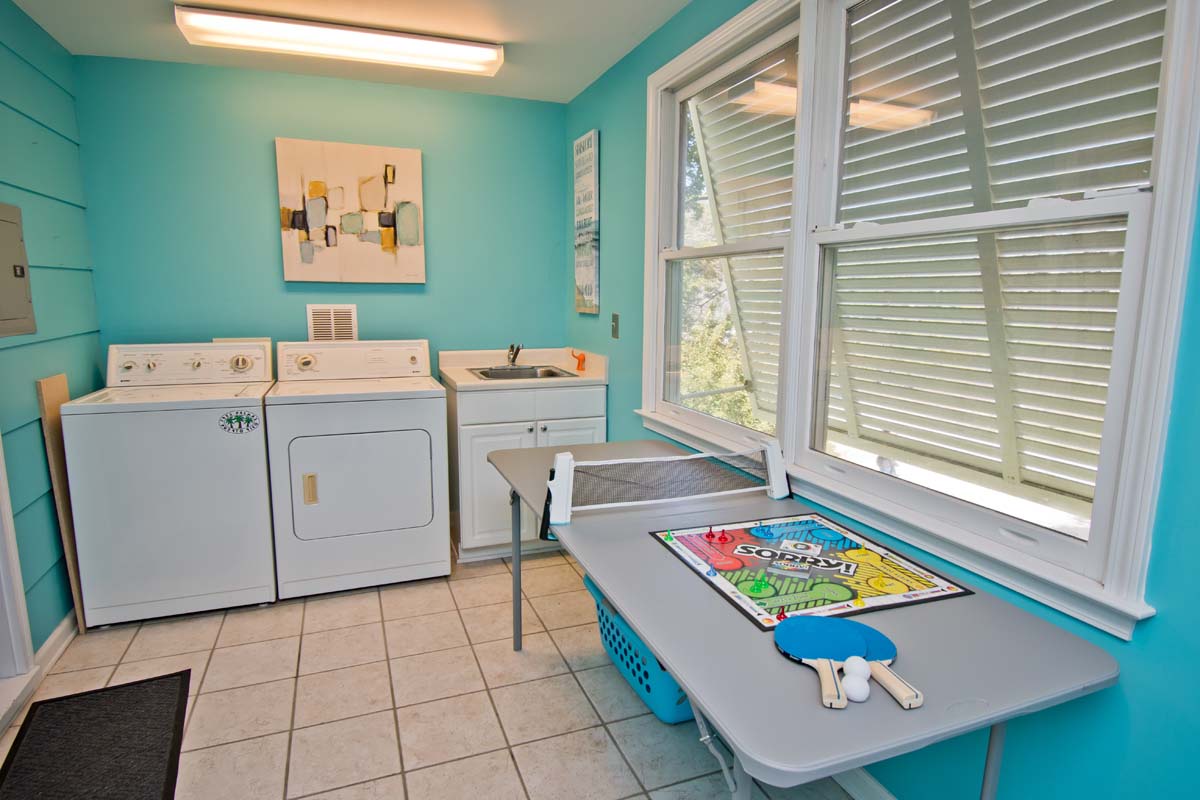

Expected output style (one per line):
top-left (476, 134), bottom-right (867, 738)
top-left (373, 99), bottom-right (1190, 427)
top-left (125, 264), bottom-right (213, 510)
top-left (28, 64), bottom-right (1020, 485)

top-left (219, 410), bottom-right (260, 434)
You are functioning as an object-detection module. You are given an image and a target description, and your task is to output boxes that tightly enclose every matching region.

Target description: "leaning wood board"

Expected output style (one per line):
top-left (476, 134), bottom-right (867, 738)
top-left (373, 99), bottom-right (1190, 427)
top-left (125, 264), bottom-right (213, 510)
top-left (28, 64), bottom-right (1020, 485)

top-left (35, 374), bottom-right (86, 633)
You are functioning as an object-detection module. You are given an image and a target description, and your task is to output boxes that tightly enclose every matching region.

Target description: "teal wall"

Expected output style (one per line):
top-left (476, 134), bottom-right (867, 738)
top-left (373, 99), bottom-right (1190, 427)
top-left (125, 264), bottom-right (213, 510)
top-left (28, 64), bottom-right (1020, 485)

top-left (565, 0), bottom-right (754, 441)
top-left (0, 0), bottom-right (102, 649)
top-left (565, 0), bottom-right (1200, 797)
top-left (74, 58), bottom-right (567, 354)
top-left (6, 2), bottom-right (1199, 793)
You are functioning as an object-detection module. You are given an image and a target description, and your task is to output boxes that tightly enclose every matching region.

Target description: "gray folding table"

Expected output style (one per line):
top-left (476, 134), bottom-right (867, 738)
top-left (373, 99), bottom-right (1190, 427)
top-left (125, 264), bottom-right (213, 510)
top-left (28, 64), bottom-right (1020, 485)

top-left (489, 440), bottom-right (1118, 800)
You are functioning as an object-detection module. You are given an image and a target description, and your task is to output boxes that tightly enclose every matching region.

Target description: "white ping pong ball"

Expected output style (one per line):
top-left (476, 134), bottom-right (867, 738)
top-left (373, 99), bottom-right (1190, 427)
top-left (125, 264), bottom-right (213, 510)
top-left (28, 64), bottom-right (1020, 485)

top-left (842, 674), bottom-right (871, 703)
top-left (843, 656), bottom-right (870, 679)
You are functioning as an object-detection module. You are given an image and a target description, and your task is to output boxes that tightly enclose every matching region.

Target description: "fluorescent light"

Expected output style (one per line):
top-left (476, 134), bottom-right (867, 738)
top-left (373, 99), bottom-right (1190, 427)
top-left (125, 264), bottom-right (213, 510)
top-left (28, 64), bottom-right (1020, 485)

top-left (174, 5), bottom-right (504, 75)
top-left (848, 99), bottom-right (935, 131)
top-left (729, 82), bottom-right (936, 131)
top-left (730, 81), bottom-right (798, 116)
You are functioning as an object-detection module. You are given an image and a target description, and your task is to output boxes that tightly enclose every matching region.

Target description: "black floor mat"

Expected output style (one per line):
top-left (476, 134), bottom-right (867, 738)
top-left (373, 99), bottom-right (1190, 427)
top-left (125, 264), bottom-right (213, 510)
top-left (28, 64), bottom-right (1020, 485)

top-left (0, 669), bottom-right (189, 800)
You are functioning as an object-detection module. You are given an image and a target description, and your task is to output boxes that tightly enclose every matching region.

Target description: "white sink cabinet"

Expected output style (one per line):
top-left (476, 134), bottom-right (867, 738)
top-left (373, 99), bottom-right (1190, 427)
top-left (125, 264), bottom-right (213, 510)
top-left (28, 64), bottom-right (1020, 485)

top-left (447, 383), bottom-right (606, 559)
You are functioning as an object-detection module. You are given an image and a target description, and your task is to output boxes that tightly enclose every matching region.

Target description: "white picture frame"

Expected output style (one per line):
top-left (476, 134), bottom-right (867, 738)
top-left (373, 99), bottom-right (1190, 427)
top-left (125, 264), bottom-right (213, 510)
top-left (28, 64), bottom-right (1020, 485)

top-left (574, 130), bottom-right (600, 313)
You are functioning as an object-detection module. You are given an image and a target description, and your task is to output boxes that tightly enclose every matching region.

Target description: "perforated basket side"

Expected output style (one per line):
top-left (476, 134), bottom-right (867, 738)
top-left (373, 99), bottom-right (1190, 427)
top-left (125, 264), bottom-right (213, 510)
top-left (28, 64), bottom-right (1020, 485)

top-left (583, 575), bottom-right (692, 724)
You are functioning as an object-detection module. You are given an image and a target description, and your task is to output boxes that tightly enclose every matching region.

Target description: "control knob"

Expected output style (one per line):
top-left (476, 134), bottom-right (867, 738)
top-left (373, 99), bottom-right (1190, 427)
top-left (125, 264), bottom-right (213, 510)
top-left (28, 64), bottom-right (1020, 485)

top-left (230, 355), bottom-right (252, 372)
top-left (121, 361), bottom-right (137, 372)
top-left (296, 354), bottom-right (316, 371)
top-left (144, 360), bottom-right (158, 372)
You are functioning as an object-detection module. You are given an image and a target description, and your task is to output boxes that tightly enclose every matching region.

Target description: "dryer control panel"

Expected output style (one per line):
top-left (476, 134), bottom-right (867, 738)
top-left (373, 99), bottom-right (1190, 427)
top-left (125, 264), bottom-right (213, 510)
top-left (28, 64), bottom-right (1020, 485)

top-left (107, 342), bottom-right (273, 385)
top-left (277, 340), bottom-right (431, 381)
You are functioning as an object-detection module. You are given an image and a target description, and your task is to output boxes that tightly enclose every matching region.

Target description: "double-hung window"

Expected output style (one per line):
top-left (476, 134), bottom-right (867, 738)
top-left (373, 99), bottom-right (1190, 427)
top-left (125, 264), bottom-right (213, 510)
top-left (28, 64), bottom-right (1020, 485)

top-left (643, 0), bottom-right (1199, 636)
top-left (644, 24), bottom-right (802, 442)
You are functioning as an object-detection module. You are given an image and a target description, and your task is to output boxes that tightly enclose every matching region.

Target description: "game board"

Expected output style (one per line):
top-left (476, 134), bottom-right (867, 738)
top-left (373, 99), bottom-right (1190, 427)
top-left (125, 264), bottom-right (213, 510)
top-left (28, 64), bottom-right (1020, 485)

top-left (652, 513), bottom-right (970, 630)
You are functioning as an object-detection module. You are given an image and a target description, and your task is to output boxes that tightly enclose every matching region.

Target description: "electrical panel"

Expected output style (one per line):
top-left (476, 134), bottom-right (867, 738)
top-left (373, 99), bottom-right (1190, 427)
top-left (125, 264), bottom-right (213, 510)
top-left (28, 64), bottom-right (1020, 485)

top-left (0, 204), bottom-right (34, 337)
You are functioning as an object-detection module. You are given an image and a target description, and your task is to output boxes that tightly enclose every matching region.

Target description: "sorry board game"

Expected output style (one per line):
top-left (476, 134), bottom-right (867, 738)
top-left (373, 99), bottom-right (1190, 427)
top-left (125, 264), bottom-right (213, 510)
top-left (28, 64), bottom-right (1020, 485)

top-left (652, 513), bottom-right (969, 630)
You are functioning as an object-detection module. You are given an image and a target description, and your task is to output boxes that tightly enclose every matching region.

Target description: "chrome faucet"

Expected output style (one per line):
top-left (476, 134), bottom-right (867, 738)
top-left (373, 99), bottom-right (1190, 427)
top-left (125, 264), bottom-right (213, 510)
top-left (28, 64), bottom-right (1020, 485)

top-left (507, 343), bottom-right (523, 366)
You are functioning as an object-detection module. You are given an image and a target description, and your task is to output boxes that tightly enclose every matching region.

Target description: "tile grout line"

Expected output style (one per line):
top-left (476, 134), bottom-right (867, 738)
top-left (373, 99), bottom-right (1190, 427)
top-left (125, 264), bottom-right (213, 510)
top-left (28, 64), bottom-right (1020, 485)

top-left (175, 718), bottom-right (652, 766)
top-left (154, 631), bottom-right (636, 717)
top-left (182, 612), bottom-right (226, 738)
top-left (80, 603), bottom-right (592, 681)
top-left (539, 611), bottom-right (651, 798)
top-left (530, 562), bottom-right (718, 796)
top-left (176, 675), bottom-right (657, 757)
top-left (287, 770), bottom-right (403, 800)
top-left (378, 587), bottom-right (410, 800)
top-left (281, 597), bottom-right (309, 800)
top-left (453, 568), bottom-right (534, 800)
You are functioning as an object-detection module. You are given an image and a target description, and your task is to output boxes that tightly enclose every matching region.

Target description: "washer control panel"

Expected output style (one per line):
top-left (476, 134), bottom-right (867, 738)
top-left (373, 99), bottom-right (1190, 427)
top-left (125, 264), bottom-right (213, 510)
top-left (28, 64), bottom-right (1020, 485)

top-left (107, 342), bottom-right (273, 385)
top-left (277, 340), bottom-right (430, 380)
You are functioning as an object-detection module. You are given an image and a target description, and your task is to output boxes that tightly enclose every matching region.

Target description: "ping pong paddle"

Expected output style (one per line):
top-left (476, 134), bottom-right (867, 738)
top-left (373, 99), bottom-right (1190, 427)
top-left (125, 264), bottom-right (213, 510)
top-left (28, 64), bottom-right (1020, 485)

top-left (840, 619), bottom-right (923, 709)
top-left (774, 617), bottom-right (866, 710)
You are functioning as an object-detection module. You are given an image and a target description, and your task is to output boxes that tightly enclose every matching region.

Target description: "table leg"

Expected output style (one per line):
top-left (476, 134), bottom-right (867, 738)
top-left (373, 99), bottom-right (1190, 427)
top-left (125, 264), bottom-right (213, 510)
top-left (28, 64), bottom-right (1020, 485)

top-left (979, 722), bottom-right (1006, 800)
top-left (732, 757), bottom-right (753, 800)
top-left (511, 489), bottom-right (522, 652)
top-left (692, 701), bottom-right (751, 800)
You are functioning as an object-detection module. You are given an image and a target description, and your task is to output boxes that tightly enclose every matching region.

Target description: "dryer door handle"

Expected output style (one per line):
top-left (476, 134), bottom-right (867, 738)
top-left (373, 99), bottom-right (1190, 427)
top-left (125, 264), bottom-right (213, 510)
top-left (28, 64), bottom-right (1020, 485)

top-left (302, 473), bottom-right (319, 505)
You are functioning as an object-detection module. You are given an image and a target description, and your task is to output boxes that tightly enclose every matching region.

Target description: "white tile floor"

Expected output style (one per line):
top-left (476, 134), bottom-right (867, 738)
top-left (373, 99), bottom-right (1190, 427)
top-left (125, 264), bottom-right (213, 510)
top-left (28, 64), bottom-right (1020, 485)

top-left (6, 552), bottom-right (852, 800)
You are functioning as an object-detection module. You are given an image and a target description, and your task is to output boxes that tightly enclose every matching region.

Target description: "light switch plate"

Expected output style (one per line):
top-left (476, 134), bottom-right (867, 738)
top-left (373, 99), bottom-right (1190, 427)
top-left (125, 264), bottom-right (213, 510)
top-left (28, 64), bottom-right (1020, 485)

top-left (611, 313), bottom-right (619, 339)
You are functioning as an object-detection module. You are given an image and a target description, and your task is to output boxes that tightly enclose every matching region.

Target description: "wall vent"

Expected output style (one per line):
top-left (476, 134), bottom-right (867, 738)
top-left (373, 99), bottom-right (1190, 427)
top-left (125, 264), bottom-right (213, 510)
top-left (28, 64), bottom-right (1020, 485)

top-left (307, 304), bottom-right (358, 341)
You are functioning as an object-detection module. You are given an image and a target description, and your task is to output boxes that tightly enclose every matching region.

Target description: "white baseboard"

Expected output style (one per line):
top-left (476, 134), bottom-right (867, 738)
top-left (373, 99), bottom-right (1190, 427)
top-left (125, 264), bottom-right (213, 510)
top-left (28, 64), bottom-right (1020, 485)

top-left (0, 613), bottom-right (76, 729)
top-left (34, 613), bottom-right (76, 673)
top-left (456, 538), bottom-right (561, 563)
top-left (834, 768), bottom-right (896, 800)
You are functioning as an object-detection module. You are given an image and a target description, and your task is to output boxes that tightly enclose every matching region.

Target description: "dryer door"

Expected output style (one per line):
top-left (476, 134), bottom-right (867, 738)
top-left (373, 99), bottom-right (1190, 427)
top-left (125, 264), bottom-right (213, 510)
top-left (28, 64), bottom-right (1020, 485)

top-left (289, 429), bottom-right (434, 539)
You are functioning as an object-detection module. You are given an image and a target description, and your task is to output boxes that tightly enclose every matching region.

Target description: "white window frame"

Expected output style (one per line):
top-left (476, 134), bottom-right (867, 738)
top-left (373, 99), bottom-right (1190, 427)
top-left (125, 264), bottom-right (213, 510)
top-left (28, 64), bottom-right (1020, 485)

top-left (642, 0), bottom-right (1200, 638)
top-left (640, 0), bottom-right (806, 454)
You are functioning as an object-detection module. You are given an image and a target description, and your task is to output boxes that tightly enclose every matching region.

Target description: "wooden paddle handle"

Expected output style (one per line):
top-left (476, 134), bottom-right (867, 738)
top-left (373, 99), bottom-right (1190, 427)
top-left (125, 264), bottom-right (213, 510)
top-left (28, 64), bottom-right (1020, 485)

top-left (870, 661), bottom-right (924, 709)
top-left (811, 659), bottom-right (848, 709)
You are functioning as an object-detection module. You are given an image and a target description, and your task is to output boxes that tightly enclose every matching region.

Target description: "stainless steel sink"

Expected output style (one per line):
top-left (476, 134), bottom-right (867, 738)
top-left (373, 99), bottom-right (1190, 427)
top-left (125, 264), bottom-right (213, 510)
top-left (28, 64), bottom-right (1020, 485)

top-left (469, 365), bottom-right (577, 380)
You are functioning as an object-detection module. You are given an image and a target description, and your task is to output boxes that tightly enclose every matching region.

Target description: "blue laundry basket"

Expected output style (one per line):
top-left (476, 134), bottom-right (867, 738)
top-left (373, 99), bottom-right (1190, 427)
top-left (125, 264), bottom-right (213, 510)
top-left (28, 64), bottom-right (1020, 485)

top-left (583, 575), bottom-right (693, 724)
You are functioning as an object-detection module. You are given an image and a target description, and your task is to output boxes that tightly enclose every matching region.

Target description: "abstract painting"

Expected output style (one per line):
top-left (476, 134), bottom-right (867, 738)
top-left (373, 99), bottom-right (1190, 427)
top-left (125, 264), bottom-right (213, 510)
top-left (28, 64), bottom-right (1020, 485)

top-left (276, 137), bottom-right (425, 283)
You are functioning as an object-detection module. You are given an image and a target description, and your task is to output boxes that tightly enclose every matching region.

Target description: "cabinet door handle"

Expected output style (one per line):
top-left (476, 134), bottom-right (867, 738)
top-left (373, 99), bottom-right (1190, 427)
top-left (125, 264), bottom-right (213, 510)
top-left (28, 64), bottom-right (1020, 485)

top-left (526, 425), bottom-right (534, 433)
top-left (302, 473), bottom-right (319, 505)
top-left (540, 424), bottom-right (548, 432)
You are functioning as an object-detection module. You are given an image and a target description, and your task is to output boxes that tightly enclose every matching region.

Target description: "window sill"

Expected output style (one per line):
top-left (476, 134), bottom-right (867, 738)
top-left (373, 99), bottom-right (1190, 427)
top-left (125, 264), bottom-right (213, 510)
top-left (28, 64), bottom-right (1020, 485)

top-left (636, 407), bottom-right (772, 455)
top-left (788, 465), bottom-right (1155, 639)
top-left (640, 408), bottom-right (1156, 639)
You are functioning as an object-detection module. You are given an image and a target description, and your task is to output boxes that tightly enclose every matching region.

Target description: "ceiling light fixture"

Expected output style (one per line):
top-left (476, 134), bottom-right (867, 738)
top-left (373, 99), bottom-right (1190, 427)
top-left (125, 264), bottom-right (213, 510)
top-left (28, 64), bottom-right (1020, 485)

top-left (848, 98), bottom-right (936, 131)
top-left (730, 82), bottom-right (936, 131)
top-left (174, 5), bottom-right (504, 75)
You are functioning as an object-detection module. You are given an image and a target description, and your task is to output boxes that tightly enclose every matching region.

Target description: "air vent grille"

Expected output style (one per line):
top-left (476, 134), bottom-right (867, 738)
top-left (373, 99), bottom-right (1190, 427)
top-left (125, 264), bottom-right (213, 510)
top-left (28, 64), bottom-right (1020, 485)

top-left (307, 304), bottom-right (358, 341)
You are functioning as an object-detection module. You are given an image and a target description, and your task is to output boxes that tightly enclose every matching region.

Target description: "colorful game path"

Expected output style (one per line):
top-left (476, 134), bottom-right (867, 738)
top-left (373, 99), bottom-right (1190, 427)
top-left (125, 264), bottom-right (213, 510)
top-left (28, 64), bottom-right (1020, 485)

top-left (653, 514), bottom-right (969, 630)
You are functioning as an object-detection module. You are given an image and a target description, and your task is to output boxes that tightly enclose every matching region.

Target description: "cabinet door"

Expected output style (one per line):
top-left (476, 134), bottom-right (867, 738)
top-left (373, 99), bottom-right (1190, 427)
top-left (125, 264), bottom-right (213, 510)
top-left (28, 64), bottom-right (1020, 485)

top-left (536, 416), bottom-right (607, 448)
top-left (459, 421), bottom-right (537, 549)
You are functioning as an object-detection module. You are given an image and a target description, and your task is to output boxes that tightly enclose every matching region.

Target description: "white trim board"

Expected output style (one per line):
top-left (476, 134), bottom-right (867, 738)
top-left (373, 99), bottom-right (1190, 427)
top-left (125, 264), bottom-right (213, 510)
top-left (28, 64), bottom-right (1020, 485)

top-left (0, 613), bottom-right (75, 730)
top-left (640, 0), bottom-right (803, 433)
top-left (0, 431), bottom-right (33, 678)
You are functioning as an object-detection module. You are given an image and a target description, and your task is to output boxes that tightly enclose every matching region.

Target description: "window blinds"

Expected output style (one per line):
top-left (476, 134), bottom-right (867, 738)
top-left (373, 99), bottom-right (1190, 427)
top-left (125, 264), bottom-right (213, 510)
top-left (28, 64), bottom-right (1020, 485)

top-left (840, 0), bottom-right (1164, 223)
top-left (825, 0), bottom-right (1163, 504)
top-left (688, 40), bottom-right (798, 417)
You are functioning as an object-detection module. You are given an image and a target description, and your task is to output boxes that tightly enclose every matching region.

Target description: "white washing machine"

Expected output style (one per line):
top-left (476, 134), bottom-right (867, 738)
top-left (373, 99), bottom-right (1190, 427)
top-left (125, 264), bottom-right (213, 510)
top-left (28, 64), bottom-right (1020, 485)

top-left (62, 342), bottom-right (277, 626)
top-left (267, 340), bottom-right (450, 598)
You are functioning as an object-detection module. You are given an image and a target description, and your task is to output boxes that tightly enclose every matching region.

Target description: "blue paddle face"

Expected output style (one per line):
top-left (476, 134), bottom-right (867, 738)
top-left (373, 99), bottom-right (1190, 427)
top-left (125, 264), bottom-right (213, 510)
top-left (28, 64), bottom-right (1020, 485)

top-left (774, 617), bottom-right (866, 662)
top-left (840, 619), bottom-right (897, 662)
